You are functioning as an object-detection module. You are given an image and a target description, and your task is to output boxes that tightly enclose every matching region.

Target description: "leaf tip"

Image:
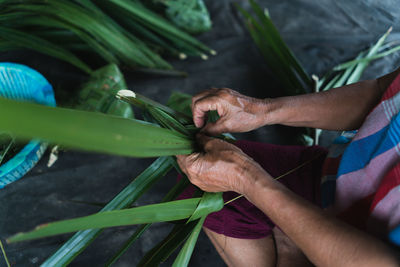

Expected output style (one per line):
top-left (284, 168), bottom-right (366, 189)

top-left (179, 53), bottom-right (187, 60)
top-left (116, 89), bottom-right (136, 99)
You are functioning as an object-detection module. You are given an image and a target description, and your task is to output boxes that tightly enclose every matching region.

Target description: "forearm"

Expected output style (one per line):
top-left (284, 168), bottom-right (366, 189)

top-left (243, 172), bottom-right (399, 266)
top-left (257, 68), bottom-right (400, 131)
top-left (261, 79), bottom-right (382, 130)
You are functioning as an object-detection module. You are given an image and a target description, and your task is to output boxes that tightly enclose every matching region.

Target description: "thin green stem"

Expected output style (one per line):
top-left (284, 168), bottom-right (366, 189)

top-left (0, 240), bottom-right (10, 267)
top-left (0, 135), bottom-right (14, 166)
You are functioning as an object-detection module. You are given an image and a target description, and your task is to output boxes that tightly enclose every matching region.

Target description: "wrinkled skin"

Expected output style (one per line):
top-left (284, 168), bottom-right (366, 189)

top-left (177, 134), bottom-right (266, 194)
top-left (192, 88), bottom-right (268, 136)
top-left (178, 88), bottom-right (269, 194)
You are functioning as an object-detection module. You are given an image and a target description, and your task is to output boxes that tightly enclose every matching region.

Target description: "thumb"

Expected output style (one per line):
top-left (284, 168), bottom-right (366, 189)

top-left (176, 154), bottom-right (189, 172)
top-left (176, 153), bottom-right (200, 174)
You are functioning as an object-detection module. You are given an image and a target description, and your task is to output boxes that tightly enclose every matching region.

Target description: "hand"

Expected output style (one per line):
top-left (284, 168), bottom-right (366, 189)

top-left (192, 88), bottom-right (268, 135)
top-left (176, 134), bottom-right (266, 194)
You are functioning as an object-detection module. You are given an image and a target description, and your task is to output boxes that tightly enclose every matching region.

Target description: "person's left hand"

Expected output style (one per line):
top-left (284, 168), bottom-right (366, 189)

top-left (176, 134), bottom-right (267, 194)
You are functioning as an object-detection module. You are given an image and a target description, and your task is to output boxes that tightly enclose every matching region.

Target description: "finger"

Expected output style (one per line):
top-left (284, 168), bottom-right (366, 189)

top-left (192, 96), bottom-right (219, 128)
top-left (191, 89), bottom-right (216, 113)
top-left (176, 153), bottom-right (201, 175)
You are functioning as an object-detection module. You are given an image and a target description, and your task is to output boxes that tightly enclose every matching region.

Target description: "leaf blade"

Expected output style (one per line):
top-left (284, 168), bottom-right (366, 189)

top-left (172, 216), bottom-right (206, 267)
top-left (0, 97), bottom-right (193, 157)
top-left (42, 156), bottom-right (173, 266)
top-left (8, 199), bottom-right (201, 243)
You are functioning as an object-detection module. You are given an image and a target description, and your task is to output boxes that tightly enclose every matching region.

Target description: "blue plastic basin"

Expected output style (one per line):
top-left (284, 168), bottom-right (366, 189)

top-left (0, 63), bottom-right (56, 188)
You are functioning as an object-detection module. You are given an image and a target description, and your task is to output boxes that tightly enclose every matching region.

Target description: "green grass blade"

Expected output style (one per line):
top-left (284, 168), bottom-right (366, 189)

top-left (42, 156), bottom-right (173, 266)
top-left (7, 199), bottom-right (201, 243)
top-left (0, 97), bottom-right (193, 157)
top-left (172, 216), bottom-right (206, 267)
top-left (0, 26), bottom-right (92, 74)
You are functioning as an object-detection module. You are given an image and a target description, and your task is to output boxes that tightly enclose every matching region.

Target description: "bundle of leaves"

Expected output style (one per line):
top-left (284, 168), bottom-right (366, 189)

top-left (0, 0), bottom-right (214, 74)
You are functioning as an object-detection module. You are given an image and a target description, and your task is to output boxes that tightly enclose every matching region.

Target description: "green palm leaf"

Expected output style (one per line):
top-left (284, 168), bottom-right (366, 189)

top-left (0, 97), bottom-right (193, 157)
top-left (42, 156), bottom-right (173, 266)
top-left (8, 199), bottom-right (201, 243)
top-left (172, 216), bottom-right (206, 267)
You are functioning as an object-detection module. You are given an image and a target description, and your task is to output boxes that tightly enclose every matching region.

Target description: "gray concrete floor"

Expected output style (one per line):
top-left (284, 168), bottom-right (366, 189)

top-left (1, 0), bottom-right (400, 266)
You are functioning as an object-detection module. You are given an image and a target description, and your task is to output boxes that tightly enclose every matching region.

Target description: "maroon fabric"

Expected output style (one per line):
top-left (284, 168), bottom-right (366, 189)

top-left (178, 140), bottom-right (328, 239)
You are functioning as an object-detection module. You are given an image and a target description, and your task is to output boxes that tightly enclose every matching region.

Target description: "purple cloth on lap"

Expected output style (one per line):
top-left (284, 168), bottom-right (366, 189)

top-left (178, 140), bottom-right (328, 239)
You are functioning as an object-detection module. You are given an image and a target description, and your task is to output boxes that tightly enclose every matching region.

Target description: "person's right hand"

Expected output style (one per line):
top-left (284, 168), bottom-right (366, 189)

top-left (192, 88), bottom-right (268, 135)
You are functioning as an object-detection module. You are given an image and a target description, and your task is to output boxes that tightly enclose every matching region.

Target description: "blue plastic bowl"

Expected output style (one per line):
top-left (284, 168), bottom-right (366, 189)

top-left (0, 63), bottom-right (56, 188)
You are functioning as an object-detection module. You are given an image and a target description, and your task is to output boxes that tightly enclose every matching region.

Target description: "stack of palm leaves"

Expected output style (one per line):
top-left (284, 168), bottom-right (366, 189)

top-left (2, 1), bottom-right (400, 266)
top-left (0, 0), bottom-right (214, 74)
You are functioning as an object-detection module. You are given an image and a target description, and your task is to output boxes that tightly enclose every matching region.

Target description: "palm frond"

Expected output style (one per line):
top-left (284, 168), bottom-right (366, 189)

top-left (0, 0), bottom-right (214, 72)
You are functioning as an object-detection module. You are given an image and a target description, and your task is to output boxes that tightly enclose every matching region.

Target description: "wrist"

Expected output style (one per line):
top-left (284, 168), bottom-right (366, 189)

top-left (238, 159), bottom-right (276, 197)
top-left (254, 97), bottom-right (285, 126)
